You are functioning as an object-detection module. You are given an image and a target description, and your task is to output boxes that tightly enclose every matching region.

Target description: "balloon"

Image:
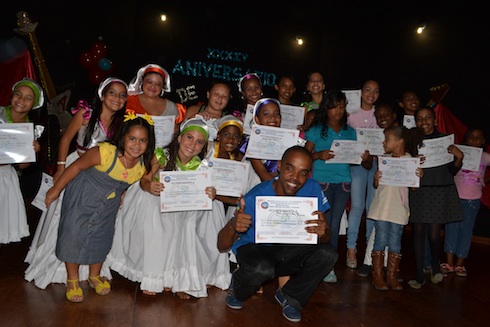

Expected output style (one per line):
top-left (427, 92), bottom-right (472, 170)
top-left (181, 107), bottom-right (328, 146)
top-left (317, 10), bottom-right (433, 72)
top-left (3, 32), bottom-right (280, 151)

top-left (91, 41), bottom-right (107, 59)
top-left (98, 58), bottom-right (112, 71)
top-left (88, 69), bottom-right (106, 85)
top-left (79, 51), bottom-right (97, 69)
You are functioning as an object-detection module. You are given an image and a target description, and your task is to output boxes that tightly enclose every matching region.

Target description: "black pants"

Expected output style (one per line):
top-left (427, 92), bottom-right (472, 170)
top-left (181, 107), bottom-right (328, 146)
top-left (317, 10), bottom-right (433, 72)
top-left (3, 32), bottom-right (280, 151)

top-left (234, 243), bottom-right (338, 310)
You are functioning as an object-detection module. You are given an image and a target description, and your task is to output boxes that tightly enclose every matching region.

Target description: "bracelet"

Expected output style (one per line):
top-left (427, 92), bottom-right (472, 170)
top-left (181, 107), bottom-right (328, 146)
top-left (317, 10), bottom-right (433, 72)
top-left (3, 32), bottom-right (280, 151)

top-left (57, 161), bottom-right (66, 165)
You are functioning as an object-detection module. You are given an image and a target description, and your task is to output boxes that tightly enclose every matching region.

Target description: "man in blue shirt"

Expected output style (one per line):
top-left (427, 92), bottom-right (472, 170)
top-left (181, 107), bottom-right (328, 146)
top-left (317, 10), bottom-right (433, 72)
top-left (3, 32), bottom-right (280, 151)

top-left (218, 146), bottom-right (338, 323)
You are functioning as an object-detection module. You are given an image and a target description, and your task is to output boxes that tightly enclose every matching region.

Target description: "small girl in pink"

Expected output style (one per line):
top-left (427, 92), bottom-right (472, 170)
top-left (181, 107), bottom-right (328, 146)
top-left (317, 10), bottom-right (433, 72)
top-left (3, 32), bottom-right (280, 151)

top-left (441, 128), bottom-right (490, 277)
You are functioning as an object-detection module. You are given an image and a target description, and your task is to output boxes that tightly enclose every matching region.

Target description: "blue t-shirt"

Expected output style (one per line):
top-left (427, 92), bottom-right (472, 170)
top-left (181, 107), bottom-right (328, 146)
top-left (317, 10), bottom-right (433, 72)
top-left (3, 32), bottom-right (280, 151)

top-left (305, 124), bottom-right (357, 183)
top-left (231, 178), bottom-right (330, 255)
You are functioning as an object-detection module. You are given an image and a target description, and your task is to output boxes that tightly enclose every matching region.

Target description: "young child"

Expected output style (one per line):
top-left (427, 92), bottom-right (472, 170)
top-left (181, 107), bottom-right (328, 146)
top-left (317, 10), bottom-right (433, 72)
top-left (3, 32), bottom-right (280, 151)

top-left (107, 117), bottom-right (230, 300)
top-left (24, 77), bottom-right (128, 289)
top-left (441, 127), bottom-right (490, 277)
top-left (274, 74), bottom-right (297, 105)
top-left (305, 90), bottom-right (371, 283)
top-left (301, 71), bottom-right (326, 111)
top-left (368, 125), bottom-right (423, 290)
top-left (45, 115), bottom-right (155, 302)
top-left (408, 106), bottom-right (464, 289)
top-left (0, 78), bottom-right (43, 244)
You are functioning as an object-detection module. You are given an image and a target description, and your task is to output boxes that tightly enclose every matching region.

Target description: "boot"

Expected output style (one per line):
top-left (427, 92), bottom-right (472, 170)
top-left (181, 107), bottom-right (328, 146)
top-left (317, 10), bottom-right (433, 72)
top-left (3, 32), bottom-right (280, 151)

top-left (371, 251), bottom-right (388, 290)
top-left (387, 252), bottom-right (403, 290)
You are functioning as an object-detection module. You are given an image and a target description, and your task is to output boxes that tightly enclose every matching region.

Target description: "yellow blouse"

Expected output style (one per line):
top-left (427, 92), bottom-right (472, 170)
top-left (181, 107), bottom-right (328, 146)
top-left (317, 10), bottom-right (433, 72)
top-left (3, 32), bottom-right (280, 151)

top-left (95, 142), bottom-right (146, 184)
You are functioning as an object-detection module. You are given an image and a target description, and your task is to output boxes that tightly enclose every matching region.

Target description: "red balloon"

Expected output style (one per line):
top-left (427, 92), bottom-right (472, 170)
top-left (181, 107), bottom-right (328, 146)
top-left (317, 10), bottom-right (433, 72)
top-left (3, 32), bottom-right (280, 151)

top-left (88, 68), bottom-right (106, 85)
top-left (79, 51), bottom-right (97, 69)
top-left (91, 41), bottom-right (107, 59)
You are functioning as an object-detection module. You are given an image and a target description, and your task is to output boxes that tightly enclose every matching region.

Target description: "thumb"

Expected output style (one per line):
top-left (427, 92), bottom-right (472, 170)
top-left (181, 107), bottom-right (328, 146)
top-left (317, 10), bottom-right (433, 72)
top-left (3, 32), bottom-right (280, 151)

top-left (238, 197), bottom-right (246, 212)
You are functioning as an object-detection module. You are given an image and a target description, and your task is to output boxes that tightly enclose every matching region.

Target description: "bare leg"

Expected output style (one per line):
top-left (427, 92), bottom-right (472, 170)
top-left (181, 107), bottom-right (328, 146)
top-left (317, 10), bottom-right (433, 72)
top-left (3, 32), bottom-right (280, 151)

top-left (66, 262), bottom-right (83, 302)
top-left (278, 276), bottom-right (290, 288)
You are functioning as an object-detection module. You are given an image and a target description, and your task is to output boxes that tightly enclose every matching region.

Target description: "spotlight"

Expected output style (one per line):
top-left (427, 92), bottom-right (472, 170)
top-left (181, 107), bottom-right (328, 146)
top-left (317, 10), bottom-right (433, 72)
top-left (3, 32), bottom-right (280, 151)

top-left (160, 12), bottom-right (167, 22)
top-left (295, 36), bottom-right (304, 46)
top-left (416, 24), bottom-right (426, 34)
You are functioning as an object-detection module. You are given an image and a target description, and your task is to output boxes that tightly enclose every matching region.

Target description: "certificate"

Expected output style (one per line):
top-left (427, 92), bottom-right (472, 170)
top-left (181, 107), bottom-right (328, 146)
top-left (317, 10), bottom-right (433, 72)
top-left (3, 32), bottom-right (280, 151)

top-left (139, 114), bottom-right (175, 148)
top-left (159, 170), bottom-right (212, 212)
top-left (343, 89), bottom-right (361, 114)
top-left (378, 156), bottom-right (421, 187)
top-left (242, 104), bottom-right (255, 135)
top-left (279, 104), bottom-right (305, 130)
top-left (31, 172), bottom-right (54, 212)
top-left (356, 128), bottom-right (385, 155)
top-left (255, 196), bottom-right (318, 244)
top-left (403, 115), bottom-right (416, 128)
top-left (457, 144), bottom-right (483, 172)
top-left (207, 158), bottom-right (250, 197)
top-left (245, 125), bottom-right (299, 160)
top-left (326, 140), bottom-right (367, 165)
top-left (0, 123), bottom-right (35, 164)
top-left (418, 134), bottom-right (454, 168)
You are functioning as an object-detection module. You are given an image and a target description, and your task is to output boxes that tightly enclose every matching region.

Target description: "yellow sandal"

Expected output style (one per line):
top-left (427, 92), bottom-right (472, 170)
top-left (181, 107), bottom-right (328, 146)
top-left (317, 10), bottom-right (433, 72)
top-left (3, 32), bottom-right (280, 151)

top-left (88, 275), bottom-right (111, 296)
top-left (66, 279), bottom-right (84, 302)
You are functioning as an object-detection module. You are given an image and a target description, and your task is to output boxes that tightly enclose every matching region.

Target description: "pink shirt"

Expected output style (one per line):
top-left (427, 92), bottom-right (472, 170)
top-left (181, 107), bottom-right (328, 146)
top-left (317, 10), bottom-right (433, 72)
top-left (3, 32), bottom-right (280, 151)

top-left (454, 151), bottom-right (490, 200)
top-left (347, 107), bottom-right (378, 129)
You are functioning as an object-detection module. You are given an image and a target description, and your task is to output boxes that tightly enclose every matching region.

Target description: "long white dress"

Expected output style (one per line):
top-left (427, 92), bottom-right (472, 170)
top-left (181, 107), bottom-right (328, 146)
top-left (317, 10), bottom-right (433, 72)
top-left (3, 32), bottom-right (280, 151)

top-left (24, 122), bottom-right (112, 289)
top-left (106, 156), bottom-right (231, 297)
top-left (0, 107), bottom-right (30, 244)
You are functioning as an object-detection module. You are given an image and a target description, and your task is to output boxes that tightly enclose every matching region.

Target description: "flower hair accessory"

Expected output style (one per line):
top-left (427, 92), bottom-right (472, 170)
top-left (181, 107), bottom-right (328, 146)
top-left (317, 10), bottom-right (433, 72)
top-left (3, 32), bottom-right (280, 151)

top-left (124, 109), bottom-right (154, 126)
top-left (71, 100), bottom-right (92, 120)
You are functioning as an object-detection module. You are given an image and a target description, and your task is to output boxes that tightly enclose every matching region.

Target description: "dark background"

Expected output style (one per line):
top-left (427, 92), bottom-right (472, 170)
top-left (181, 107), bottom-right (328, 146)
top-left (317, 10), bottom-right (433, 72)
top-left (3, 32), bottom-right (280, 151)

top-left (1, 1), bottom-right (490, 236)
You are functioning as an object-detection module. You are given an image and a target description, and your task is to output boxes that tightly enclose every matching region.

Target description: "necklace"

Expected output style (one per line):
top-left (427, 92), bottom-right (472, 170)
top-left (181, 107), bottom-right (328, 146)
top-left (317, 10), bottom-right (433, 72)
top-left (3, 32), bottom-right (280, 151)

top-left (360, 108), bottom-right (372, 123)
top-left (121, 155), bottom-right (128, 179)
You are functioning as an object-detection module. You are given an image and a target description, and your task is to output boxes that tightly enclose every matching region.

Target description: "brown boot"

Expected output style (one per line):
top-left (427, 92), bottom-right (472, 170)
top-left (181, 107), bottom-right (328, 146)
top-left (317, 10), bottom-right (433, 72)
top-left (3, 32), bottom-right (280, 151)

top-left (387, 252), bottom-right (403, 291)
top-left (371, 251), bottom-right (388, 290)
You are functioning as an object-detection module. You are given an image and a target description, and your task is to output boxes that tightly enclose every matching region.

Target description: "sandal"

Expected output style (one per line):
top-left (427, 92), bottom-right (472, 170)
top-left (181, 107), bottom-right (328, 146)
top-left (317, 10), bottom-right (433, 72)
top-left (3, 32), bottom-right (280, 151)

top-left (455, 265), bottom-right (467, 277)
top-left (88, 275), bottom-right (111, 296)
top-left (440, 263), bottom-right (454, 274)
top-left (66, 279), bottom-right (84, 303)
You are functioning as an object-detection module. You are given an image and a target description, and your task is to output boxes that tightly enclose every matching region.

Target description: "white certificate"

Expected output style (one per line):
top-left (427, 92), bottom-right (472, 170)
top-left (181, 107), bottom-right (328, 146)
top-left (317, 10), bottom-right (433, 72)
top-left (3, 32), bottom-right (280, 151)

top-left (326, 140), bottom-right (367, 165)
top-left (245, 125), bottom-right (299, 160)
top-left (31, 172), bottom-right (54, 212)
top-left (403, 115), bottom-right (416, 128)
top-left (0, 123), bottom-right (35, 164)
top-left (418, 134), bottom-right (454, 168)
top-left (356, 128), bottom-right (385, 155)
top-left (255, 196), bottom-right (318, 244)
top-left (207, 158), bottom-right (250, 197)
top-left (457, 144), bottom-right (483, 172)
top-left (343, 89), bottom-right (361, 114)
top-left (378, 157), bottom-right (421, 187)
top-left (138, 114), bottom-right (175, 148)
top-left (159, 170), bottom-right (212, 212)
top-left (242, 104), bottom-right (255, 135)
top-left (279, 104), bottom-right (305, 130)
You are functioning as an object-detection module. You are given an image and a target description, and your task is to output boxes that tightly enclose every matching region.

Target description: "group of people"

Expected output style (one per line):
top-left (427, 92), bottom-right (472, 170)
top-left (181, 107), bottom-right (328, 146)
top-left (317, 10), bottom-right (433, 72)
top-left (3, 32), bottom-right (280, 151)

top-left (1, 65), bottom-right (488, 323)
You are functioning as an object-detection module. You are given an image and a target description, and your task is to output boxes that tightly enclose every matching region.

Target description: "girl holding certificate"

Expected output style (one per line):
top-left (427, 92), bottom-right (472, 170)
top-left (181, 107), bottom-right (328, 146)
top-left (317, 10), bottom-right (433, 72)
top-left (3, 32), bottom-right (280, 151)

top-left (368, 125), bottom-right (423, 290)
top-left (107, 118), bottom-right (230, 300)
top-left (0, 78), bottom-right (44, 245)
top-left (25, 77), bottom-right (128, 289)
top-left (441, 128), bottom-right (490, 277)
top-left (305, 90), bottom-right (371, 283)
top-left (408, 106), bottom-right (464, 289)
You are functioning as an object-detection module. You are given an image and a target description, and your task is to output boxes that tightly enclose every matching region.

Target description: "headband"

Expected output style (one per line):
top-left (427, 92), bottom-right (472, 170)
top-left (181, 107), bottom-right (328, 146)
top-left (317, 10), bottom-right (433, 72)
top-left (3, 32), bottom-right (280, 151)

top-left (98, 77), bottom-right (128, 100)
top-left (217, 114), bottom-right (243, 135)
top-left (12, 78), bottom-right (45, 109)
top-left (253, 98), bottom-right (281, 118)
top-left (237, 73), bottom-right (261, 93)
top-left (180, 117), bottom-right (209, 140)
top-left (127, 63), bottom-right (171, 96)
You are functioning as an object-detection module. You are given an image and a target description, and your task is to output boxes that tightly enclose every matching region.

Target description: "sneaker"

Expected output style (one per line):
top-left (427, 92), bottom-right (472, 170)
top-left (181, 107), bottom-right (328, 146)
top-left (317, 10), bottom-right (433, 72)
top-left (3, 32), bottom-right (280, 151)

top-left (323, 269), bottom-right (337, 283)
top-left (275, 289), bottom-right (302, 323)
top-left (440, 263), bottom-right (454, 274)
top-left (408, 279), bottom-right (425, 289)
top-left (356, 264), bottom-right (372, 278)
top-left (455, 266), bottom-right (467, 277)
top-left (430, 273), bottom-right (443, 284)
top-left (225, 276), bottom-right (243, 309)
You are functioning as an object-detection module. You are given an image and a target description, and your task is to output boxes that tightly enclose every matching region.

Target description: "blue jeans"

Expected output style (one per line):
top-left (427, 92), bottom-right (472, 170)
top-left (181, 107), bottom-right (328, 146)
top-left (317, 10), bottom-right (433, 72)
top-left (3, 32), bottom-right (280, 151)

top-left (373, 220), bottom-right (403, 253)
top-left (346, 163), bottom-right (376, 249)
top-left (444, 199), bottom-right (480, 258)
top-left (320, 182), bottom-right (351, 249)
